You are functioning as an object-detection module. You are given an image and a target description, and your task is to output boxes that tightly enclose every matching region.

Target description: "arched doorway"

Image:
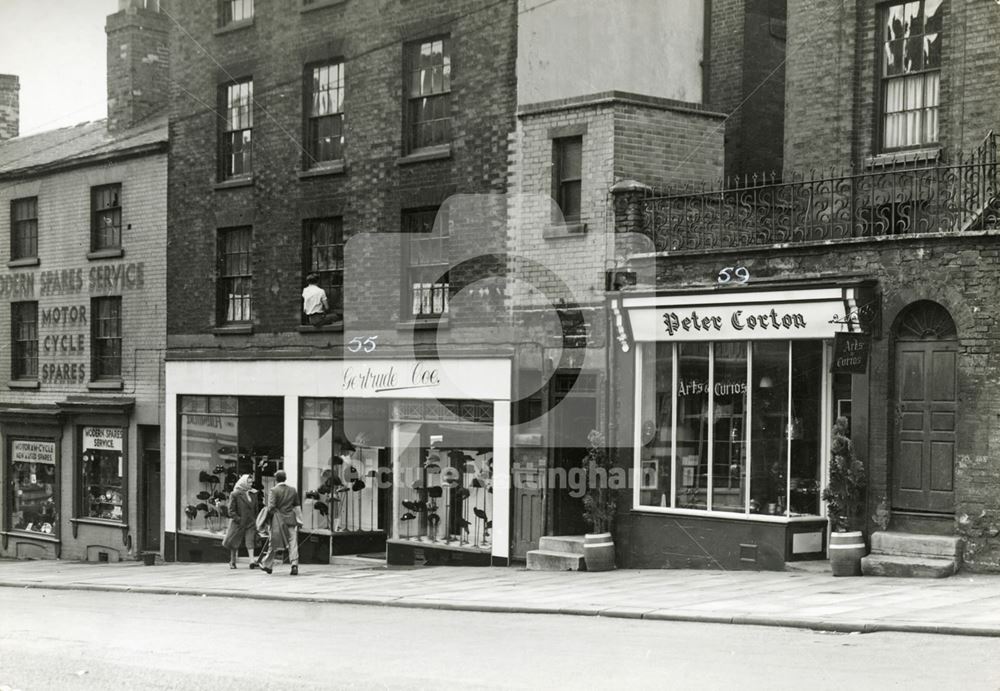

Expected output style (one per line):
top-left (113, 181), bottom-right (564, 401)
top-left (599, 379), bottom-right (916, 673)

top-left (892, 301), bottom-right (958, 514)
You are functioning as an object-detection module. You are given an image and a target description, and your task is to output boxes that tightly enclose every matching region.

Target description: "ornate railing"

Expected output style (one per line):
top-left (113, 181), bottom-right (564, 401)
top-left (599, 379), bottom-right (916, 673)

top-left (618, 133), bottom-right (999, 252)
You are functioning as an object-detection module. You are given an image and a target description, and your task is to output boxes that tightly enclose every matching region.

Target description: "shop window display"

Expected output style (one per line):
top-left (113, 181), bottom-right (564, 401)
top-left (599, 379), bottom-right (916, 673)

top-left (80, 426), bottom-right (125, 521)
top-left (637, 340), bottom-right (824, 517)
top-left (8, 440), bottom-right (57, 535)
top-left (179, 396), bottom-right (283, 538)
top-left (393, 400), bottom-right (493, 550)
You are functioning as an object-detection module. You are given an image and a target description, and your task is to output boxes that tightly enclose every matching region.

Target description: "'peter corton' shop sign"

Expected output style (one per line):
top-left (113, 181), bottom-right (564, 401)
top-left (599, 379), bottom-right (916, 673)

top-left (831, 332), bottom-right (871, 374)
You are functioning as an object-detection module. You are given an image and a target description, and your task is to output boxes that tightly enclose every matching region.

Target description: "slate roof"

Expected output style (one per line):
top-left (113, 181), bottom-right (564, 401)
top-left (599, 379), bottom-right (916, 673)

top-left (0, 114), bottom-right (168, 178)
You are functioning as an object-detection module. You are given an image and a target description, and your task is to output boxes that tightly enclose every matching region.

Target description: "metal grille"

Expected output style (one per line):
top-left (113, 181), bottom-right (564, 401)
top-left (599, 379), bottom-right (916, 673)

top-left (404, 208), bottom-right (449, 318)
top-left (392, 399), bottom-right (493, 423)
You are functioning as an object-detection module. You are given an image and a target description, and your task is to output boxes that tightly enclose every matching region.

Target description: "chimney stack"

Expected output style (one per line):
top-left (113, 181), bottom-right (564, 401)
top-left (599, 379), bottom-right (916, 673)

top-left (0, 74), bottom-right (19, 141)
top-left (105, 0), bottom-right (169, 133)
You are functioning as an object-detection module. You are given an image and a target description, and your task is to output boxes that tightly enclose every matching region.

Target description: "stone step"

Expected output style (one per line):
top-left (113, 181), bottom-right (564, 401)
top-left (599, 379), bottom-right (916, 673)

top-left (861, 554), bottom-right (958, 578)
top-left (526, 549), bottom-right (585, 572)
top-left (870, 531), bottom-right (963, 559)
top-left (538, 535), bottom-right (586, 555)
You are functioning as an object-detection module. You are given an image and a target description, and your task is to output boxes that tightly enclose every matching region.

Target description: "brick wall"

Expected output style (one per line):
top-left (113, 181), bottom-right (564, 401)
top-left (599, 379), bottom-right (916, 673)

top-left (106, 5), bottom-right (170, 132)
top-left (0, 74), bottom-right (18, 142)
top-left (166, 0), bottom-right (518, 356)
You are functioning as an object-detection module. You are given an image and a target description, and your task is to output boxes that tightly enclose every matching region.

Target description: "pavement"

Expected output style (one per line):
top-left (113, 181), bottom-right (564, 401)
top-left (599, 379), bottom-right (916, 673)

top-left (2, 556), bottom-right (1000, 638)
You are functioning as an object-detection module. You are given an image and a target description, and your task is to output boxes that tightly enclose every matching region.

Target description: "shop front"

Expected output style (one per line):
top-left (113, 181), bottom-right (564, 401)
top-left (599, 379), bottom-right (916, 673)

top-left (164, 357), bottom-right (511, 566)
top-left (614, 284), bottom-right (868, 570)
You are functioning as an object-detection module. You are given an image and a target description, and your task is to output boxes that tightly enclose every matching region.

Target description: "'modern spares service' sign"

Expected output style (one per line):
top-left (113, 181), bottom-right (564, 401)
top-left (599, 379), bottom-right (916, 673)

top-left (831, 332), bottom-right (871, 374)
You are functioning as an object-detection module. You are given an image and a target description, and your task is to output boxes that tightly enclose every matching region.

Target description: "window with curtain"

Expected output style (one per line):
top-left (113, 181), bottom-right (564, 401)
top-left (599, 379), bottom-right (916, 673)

top-left (305, 62), bottom-right (344, 167)
top-left (221, 79), bottom-right (253, 179)
top-left (405, 37), bottom-right (451, 151)
top-left (217, 227), bottom-right (253, 324)
top-left (404, 208), bottom-right (449, 319)
top-left (880, 0), bottom-right (941, 151)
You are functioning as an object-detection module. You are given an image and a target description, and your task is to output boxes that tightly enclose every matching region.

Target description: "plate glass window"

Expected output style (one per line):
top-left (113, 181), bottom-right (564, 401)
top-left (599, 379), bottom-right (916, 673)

top-left (92, 184), bottom-right (122, 251)
top-left (880, 0), bottom-right (941, 151)
top-left (222, 79), bottom-right (253, 179)
top-left (11, 301), bottom-right (38, 380)
top-left (553, 137), bottom-right (582, 223)
top-left (11, 197), bottom-right (37, 260)
top-left (306, 62), bottom-right (344, 167)
top-left (7, 440), bottom-right (58, 536)
top-left (404, 208), bottom-right (449, 319)
top-left (91, 297), bottom-right (122, 379)
top-left (406, 37), bottom-right (451, 151)
top-left (217, 227), bottom-right (252, 324)
top-left (218, 0), bottom-right (253, 27)
top-left (303, 218), bottom-right (343, 324)
top-left (80, 427), bottom-right (125, 521)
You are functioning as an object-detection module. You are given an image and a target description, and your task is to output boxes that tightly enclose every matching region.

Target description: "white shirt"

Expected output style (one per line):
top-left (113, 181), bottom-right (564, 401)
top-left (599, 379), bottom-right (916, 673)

top-left (302, 283), bottom-right (328, 315)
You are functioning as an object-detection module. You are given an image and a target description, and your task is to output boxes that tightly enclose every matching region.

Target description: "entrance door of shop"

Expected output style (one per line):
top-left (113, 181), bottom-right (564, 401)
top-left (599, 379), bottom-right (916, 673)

top-left (549, 372), bottom-right (596, 536)
top-left (140, 426), bottom-right (161, 551)
top-left (893, 339), bottom-right (958, 513)
top-left (511, 456), bottom-right (545, 559)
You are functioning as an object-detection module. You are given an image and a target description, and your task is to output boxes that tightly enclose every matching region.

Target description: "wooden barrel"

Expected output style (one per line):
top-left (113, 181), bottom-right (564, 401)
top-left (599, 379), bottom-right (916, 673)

top-left (829, 530), bottom-right (865, 577)
top-left (582, 532), bottom-right (615, 572)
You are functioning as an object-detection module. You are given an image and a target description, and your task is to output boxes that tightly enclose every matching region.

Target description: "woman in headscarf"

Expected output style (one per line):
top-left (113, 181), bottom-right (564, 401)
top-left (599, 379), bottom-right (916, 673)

top-left (222, 474), bottom-right (258, 568)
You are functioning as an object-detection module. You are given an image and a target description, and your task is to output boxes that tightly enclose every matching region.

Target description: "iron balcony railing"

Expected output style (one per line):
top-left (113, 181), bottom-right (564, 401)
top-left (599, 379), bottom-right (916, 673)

top-left (623, 133), bottom-right (998, 252)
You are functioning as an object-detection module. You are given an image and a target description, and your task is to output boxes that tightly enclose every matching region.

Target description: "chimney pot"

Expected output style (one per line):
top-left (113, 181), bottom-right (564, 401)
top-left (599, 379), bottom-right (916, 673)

top-left (0, 74), bottom-right (19, 142)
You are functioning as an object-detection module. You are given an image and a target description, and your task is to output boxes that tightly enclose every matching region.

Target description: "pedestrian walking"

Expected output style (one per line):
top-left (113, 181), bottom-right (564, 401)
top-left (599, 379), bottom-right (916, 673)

top-left (222, 474), bottom-right (259, 569)
top-left (259, 470), bottom-right (303, 575)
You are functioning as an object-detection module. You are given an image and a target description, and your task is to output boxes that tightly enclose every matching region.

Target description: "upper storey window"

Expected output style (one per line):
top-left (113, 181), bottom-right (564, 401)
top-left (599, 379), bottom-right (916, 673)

top-left (405, 37), bottom-right (451, 152)
top-left (880, 0), bottom-right (941, 151)
top-left (218, 0), bottom-right (253, 28)
top-left (221, 79), bottom-right (253, 180)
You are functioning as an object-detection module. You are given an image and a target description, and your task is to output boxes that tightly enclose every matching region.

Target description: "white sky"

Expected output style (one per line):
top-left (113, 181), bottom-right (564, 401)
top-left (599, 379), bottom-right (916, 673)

top-left (0, 0), bottom-right (119, 136)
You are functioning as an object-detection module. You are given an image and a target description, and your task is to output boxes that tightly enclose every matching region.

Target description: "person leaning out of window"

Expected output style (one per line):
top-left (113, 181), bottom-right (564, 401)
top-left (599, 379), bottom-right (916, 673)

top-left (302, 272), bottom-right (339, 326)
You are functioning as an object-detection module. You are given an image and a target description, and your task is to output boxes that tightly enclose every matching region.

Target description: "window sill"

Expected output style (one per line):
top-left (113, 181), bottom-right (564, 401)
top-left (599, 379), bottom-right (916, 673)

top-left (88, 380), bottom-right (124, 391)
top-left (70, 517), bottom-right (129, 540)
top-left (87, 248), bottom-right (124, 261)
top-left (8, 380), bottom-right (40, 390)
top-left (300, 0), bottom-right (348, 13)
top-left (864, 147), bottom-right (941, 169)
top-left (2, 530), bottom-right (60, 544)
top-left (214, 177), bottom-right (254, 191)
top-left (397, 318), bottom-right (449, 331)
top-left (298, 161), bottom-right (346, 179)
top-left (543, 223), bottom-right (587, 239)
top-left (213, 324), bottom-right (254, 335)
top-left (396, 144), bottom-right (452, 166)
top-left (7, 257), bottom-right (39, 269)
top-left (297, 323), bottom-right (344, 333)
top-left (214, 18), bottom-right (254, 36)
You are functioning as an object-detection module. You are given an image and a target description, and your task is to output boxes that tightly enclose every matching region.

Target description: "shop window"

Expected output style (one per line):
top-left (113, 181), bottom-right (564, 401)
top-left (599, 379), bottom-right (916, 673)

top-left (179, 395), bottom-right (284, 539)
top-left (80, 426), bottom-right (125, 521)
top-left (393, 399), bottom-right (494, 550)
top-left (637, 340), bottom-right (824, 517)
top-left (552, 136), bottom-right (582, 223)
top-left (220, 78), bottom-right (253, 179)
top-left (11, 196), bottom-right (38, 260)
top-left (879, 0), bottom-right (941, 151)
top-left (217, 227), bottom-right (253, 324)
top-left (218, 0), bottom-right (253, 27)
top-left (91, 184), bottom-right (122, 251)
top-left (405, 37), bottom-right (451, 152)
top-left (305, 61), bottom-right (344, 167)
top-left (91, 297), bottom-right (122, 379)
top-left (7, 439), bottom-right (57, 535)
top-left (302, 218), bottom-right (343, 324)
top-left (11, 301), bottom-right (38, 380)
top-left (403, 208), bottom-right (449, 319)
top-left (300, 398), bottom-right (387, 534)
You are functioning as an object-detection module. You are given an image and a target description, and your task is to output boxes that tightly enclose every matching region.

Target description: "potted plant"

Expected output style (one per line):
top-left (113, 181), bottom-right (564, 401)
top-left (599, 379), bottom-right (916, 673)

top-left (581, 430), bottom-right (617, 571)
top-left (822, 416), bottom-right (867, 576)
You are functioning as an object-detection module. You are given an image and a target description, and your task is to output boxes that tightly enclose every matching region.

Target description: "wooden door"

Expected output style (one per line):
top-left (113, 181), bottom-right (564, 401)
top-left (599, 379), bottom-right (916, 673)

top-left (893, 341), bottom-right (957, 513)
top-left (511, 456), bottom-right (545, 559)
top-left (140, 426), bottom-right (161, 551)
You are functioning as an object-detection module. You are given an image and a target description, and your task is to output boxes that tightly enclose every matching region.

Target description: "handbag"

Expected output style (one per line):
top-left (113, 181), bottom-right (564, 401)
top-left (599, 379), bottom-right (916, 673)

top-left (255, 506), bottom-right (271, 533)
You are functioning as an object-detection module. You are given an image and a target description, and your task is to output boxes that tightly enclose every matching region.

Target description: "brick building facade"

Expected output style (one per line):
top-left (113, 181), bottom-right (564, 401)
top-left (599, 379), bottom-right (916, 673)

top-left (0, 2), bottom-right (168, 562)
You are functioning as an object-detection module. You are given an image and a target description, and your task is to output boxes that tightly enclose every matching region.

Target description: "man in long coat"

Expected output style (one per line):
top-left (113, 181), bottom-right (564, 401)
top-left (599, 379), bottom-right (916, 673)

top-left (260, 470), bottom-right (302, 575)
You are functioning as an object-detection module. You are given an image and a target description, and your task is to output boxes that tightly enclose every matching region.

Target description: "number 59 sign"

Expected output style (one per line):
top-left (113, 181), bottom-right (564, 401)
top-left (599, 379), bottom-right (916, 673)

top-left (717, 266), bottom-right (750, 284)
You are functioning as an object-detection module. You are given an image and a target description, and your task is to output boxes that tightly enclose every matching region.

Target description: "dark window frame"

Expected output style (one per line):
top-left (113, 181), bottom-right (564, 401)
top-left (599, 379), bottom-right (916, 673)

top-left (91, 184), bottom-right (122, 251)
top-left (402, 207), bottom-right (449, 319)
top-left (11, 301), bottom-right (38, 380)
top-left (302, 217), bottom-right (344, 324)
top-left (304, 61), bottom-right (345, 168)
top-left (220, 78), bottom-right (253, 180)
top-left (877, 0), bottom-right (942, 153)
top-left (404, 36), bottom-right (452, 152)
top-left (10, 197), bottom-right (38, 260)
top-left (217, 227), bottom-right (253, 325)
top-left (91, 296), bottom-right (122, 380)
top-left (217, 0), bottom-right (253, 27)
top-left (553, 136), bottom-right (583, 223)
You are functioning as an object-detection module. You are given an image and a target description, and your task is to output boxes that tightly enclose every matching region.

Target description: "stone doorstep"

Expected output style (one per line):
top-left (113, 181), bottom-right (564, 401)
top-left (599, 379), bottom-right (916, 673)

top-left (538, 535), bottom-right (586, 555)
top-left (525, 550), bottom-right (586, 572)
top-left (870, 531), bottom-right (963, 559)
top-left (861, 554), bottom-right (958, 579)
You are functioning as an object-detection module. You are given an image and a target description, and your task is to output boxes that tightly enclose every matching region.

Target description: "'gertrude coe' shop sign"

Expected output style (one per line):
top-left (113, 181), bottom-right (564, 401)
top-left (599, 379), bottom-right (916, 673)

top-left (627, 300), bottom-right (847, 342)
top-left (831, 333), bottom-right (871, 374)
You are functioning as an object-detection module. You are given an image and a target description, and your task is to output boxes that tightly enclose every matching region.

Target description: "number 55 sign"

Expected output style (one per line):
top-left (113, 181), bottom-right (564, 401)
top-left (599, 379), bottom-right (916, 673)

top-left (347, 335), bottom-right (378, 353)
